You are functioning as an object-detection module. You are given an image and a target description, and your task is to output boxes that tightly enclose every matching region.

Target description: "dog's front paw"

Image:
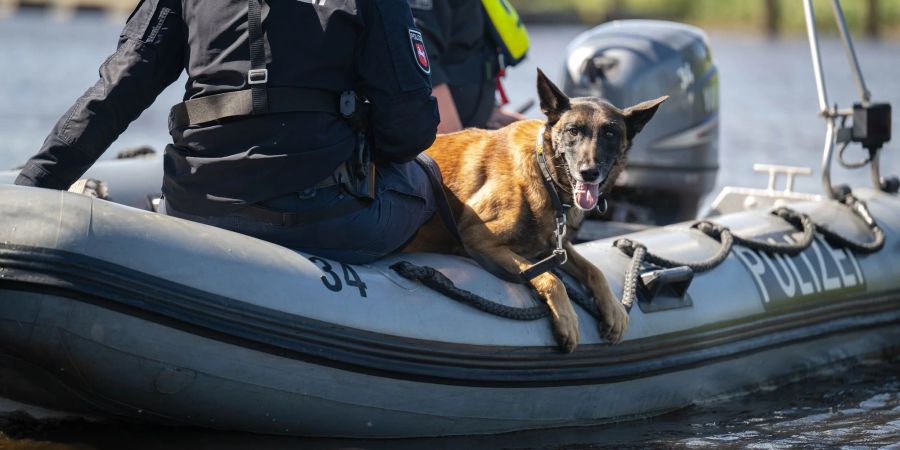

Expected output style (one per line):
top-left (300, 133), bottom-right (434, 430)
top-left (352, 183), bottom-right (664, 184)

top-left (550, 301), bottom-right (580, 353)
top-left (596, 295), bottom-right (629, 344)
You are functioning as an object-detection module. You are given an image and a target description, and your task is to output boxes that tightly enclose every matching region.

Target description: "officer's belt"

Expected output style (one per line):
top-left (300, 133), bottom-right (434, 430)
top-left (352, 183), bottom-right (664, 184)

top-left (235, 160), bottom-right (374, 226)
top-left (239, 197), bottom-right (368, 227)
top-left (168, 87), bottom-right (340, 130)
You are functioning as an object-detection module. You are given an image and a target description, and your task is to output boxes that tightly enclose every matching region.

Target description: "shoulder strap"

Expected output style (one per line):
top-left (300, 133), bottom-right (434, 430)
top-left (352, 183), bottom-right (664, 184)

top-left (247, 0), bottom-right (268, 114)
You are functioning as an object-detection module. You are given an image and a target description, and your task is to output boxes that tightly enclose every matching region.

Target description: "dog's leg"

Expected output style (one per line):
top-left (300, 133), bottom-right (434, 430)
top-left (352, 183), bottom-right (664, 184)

top-left (468, 243), bottom-right (580, 352)
top-left (561, 242), bottom-right (629, 343)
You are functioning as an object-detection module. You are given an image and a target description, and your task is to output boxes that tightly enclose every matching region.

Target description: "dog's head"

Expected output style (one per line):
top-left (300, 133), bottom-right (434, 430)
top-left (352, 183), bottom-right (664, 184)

top-left (536, 68), bottom-right (667, 211)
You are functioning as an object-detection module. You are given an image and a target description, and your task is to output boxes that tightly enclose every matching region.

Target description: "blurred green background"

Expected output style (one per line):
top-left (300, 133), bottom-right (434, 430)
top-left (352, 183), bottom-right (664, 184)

top-left (2, 0), bottom-right (898, 36)
top-left (511, 0), bottom-right (899, 36)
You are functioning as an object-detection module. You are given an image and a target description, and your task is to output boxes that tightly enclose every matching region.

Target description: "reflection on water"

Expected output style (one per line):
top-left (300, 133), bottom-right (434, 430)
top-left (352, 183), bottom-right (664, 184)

top-left (1, 10), bottom-right (900, 450)
top-left (1, 357), bottom-right (898, 449)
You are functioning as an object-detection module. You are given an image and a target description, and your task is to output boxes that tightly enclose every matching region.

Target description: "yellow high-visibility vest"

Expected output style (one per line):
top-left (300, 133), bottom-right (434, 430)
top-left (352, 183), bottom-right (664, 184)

top-left (481, 0), bottom-right (530, 66)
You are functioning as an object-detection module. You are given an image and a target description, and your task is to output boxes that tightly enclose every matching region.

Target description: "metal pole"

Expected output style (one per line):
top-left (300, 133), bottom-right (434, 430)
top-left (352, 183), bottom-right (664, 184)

top-left (831, 0), bottom-right (872, 104)
top-left (821, 118), bottom-right (839, 198)
top-left (870, 150), bottom-right (883, 190)
top-left (803, 0), bottom-right (830, 114)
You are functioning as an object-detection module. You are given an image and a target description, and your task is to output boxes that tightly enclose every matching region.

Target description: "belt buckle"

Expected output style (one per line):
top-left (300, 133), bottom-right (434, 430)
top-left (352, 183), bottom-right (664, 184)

top-left (247, 68), bottom-right (268, 85)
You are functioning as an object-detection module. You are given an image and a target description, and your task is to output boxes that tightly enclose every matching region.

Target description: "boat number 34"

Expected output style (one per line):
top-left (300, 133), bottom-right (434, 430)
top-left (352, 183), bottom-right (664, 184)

top-left (307, 256), bottom-right (368, 297)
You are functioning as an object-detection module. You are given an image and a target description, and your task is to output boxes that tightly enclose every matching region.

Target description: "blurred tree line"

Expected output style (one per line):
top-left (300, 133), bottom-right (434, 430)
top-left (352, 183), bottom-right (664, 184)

top-left (510, 0), bottom-right (899, 37)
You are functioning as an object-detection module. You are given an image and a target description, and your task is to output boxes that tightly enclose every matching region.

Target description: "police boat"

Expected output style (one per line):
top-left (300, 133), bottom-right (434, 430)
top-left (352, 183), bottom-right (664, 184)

top-left (0, 3), bottom-right (897, 439)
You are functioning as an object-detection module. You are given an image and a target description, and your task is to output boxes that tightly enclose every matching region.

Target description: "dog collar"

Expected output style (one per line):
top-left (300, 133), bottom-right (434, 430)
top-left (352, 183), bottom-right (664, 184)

top-left (535, 126), bottom-right (567, 221)
top-left (520, 125), bottom-right (570, 280)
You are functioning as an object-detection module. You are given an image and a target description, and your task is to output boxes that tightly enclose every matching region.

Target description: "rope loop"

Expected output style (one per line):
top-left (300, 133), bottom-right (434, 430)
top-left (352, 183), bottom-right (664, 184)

top-left (691, 220), bottom-right (726, 240)
top-left (620, 243), bottom-right (646, 313)
top-left (818, 194), bottom-right (885, 253)
top-left (612, 238), bottom-right (643, 258)
top-left (390, 261), bottom-right (550, 321)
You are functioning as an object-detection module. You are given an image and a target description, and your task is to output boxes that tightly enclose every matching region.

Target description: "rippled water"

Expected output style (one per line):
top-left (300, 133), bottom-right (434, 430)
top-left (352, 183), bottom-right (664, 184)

top-left (1, 10), bottom-right (899, 450)
top-left (1, 357), bottom-right (898, 449)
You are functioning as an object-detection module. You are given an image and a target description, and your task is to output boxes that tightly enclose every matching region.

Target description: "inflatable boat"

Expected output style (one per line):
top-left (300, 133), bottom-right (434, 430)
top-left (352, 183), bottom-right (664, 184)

top-left (1, 2), bottom-right (897, 439)
top-left (0, 163), bottom-right (898, 438)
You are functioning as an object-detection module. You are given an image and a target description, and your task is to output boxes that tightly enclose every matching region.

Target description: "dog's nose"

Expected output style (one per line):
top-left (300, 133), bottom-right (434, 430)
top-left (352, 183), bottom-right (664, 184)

top-left (579, 166), bottom-right (601, 183)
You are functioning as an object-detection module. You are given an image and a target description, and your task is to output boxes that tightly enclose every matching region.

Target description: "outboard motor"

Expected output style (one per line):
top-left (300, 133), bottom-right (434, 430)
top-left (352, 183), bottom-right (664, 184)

top-left (562, 20), bottom-right (719, 224)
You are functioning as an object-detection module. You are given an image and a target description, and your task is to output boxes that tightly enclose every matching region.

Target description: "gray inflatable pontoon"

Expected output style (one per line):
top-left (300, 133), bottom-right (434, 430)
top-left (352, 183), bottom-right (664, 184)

top-left (0, 161), bottom-right (898, 437)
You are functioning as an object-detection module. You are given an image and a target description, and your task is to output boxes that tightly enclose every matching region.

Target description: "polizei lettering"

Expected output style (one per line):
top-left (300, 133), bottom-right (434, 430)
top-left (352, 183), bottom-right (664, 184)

top-left (733, 235), bottom-right (865, 307)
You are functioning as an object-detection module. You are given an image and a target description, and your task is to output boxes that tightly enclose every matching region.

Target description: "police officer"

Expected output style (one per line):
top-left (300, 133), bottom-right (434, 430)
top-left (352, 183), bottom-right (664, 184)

top-left (409, 0), bottom-right (526, 133)
top-left (14, 0), bottom-right (440, 264)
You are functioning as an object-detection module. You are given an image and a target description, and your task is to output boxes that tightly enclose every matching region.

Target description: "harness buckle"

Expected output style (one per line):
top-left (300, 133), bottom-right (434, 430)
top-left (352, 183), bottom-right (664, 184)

top-left (553, 248), bottom-right (568, 266)
top-left (247, 68), bottom-right (268, 85)
top-left (555, 215), bottom-right (567, 259)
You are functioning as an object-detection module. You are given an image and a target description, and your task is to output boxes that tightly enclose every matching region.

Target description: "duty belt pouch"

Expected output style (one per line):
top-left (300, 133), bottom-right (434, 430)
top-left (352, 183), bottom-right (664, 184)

top-left (342, 131), bottom-right (376, 201)
top-left (338, 91), bottom-right (376, 202)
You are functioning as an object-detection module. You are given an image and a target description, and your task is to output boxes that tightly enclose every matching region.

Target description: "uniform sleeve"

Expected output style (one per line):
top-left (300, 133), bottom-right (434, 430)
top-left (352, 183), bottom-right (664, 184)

top-left (409, 0), bottom-right (451, 87)
top-left (356, 0), bottom-right (439, 163)
top-left (15, 0), bottom-right (185, 189)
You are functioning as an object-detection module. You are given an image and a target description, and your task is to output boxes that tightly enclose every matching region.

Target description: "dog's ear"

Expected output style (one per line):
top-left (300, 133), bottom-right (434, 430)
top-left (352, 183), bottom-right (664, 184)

top-left (623, 96), bottom-right (668, 139)
top-left (537, 68), bottom-right (570, 123)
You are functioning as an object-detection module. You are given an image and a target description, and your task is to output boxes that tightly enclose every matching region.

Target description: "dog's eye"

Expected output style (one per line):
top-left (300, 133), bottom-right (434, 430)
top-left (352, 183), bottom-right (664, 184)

top-left (603, 126), bottom-right (619, 140)
top-left (566, 127), bottom-right (579, 136)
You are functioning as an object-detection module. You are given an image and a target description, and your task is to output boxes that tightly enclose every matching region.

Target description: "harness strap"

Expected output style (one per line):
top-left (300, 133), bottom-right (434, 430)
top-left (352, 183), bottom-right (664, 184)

top-left (526, 125), bottom-right (570, 280)
top-left (168, 87), bottom-right (340, 130)
top-left (247, 0), bottom-right (268, 114)
top-left (414, 154), bottom-right (523, 284)
top-left (535, 126), bottom-right (567, 222)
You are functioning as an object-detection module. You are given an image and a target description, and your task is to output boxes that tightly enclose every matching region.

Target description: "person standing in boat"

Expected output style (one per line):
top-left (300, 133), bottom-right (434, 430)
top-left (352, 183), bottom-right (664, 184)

top-left (14, 0), bottom-right (440, 264)
top-left (409, 0), bottom-right (529, 132)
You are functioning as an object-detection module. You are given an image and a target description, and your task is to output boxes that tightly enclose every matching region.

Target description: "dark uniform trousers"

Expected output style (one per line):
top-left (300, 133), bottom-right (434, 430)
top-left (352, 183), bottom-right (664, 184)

top-left (161, 161), bottom-right (435, 265)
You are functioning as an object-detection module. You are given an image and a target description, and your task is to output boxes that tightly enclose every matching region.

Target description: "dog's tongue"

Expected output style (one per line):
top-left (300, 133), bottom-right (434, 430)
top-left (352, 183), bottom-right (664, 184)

top-left (574, 181), bottom-right (600, 211)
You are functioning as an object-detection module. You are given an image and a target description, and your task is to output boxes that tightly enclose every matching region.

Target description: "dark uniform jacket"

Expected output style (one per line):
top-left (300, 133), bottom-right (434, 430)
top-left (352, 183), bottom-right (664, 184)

top-left (409, 0), bottom-right (498, 128)
top-left (16, 0), bottom-right (439, 215)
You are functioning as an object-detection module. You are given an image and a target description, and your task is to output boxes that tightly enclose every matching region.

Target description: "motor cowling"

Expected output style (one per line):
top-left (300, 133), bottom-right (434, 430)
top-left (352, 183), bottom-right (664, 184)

top-left (562, 20), bottom-right (719, 224)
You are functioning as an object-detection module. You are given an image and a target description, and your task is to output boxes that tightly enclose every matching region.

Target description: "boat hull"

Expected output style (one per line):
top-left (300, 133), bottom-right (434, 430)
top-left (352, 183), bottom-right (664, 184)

top-left (0, 183), bottom-right (898, 437)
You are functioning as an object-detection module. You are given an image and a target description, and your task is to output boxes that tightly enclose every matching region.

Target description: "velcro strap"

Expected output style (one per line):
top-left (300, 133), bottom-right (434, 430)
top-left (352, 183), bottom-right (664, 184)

top-left (169, 87), bottom-right (341, 130)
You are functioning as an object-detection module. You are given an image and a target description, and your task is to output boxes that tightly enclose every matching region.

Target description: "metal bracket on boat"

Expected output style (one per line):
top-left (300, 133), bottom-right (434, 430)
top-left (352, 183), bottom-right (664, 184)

top-left (803, 0), bottom-right (895, 198)
top-left (708, 164), bottom-right (821, 216)
top-left (640, 266), bottom-right (693, 300)
top-left (147, 194), bottom-right (162, 212)
top-left (67, 178), bottom-right (109, 200)
top-left (636, 266), bottom-right (694, 313)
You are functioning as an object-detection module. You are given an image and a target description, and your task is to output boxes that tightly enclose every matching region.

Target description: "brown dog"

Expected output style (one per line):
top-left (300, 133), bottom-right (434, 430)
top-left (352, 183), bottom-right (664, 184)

top-left (404, 69), bottom-right (666, 352)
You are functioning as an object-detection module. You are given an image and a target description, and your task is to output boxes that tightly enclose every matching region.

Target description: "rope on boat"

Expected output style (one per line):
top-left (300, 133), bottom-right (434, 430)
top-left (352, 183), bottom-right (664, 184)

top-left (390, 261), bottom-right (607, 322)
top-left (391, 192), bottom-right (886, 323)
top-left (613, 193), bottom-right (884, 312)
top-left (390, 262), bottom-right (550, 320)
